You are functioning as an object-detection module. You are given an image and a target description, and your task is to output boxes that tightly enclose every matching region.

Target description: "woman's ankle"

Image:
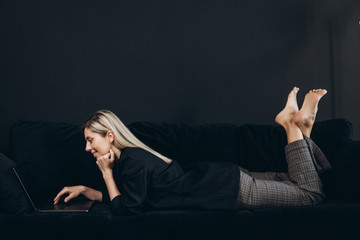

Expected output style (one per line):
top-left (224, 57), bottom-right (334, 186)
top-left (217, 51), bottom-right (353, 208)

top-left (283, 124), bottom-right (304, 144)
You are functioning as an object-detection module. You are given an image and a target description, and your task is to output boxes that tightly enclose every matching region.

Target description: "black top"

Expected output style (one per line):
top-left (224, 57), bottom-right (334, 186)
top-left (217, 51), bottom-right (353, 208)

top-left (102, 147), bottom-right (240, 216)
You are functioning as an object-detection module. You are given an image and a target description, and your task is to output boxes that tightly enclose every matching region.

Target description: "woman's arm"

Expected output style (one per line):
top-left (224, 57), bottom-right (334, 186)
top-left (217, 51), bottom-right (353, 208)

top-left (102, 171), bottom-right (121, 201)
top-left (54, 185), bottom-right (103, 204)
top-left (54, 150), bottom-right (120, 204)
top-left (97, 148), bottom-right (148, 216)
top-left (82, 186), bottom-right (103, 201)
top-left (96, 149), bottom-right (121, 201)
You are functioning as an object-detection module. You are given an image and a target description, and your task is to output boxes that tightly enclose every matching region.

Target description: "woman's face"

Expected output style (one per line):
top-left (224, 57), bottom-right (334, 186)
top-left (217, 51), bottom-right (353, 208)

top-left (84, 128), bottom-right (112, 158)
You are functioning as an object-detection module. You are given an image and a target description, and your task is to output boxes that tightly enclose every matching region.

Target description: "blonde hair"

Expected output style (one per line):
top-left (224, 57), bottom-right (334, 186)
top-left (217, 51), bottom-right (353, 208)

top-left (81, 110), bottom-right (172, 164)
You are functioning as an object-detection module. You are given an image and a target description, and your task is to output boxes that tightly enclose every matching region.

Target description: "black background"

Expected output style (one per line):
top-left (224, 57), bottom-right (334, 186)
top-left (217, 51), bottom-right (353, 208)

top-left (1, 0), bottom-right (360, 156)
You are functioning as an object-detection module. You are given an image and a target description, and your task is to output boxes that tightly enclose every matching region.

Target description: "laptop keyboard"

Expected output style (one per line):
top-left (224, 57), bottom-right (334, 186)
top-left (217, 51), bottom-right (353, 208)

top-left (46, 198), bottom-right (71, 207)
top-left (57, 201), bottom-right (71, 207)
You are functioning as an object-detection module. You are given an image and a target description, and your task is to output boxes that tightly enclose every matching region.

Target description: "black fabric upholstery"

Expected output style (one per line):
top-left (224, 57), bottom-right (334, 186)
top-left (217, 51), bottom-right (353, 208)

top-left (128, 122), bottom-right (243, 167)
top-left (1, 118), bottom-right (359, 240)
top-left (128, 119), bottom-right (352, 172)
top-left (9, 120), bottom-right (107, 198)
top-left (322, 141), bottom-right (360, 202)
top-left (1, 202), bottom-right (360, 240)
top-left (0, 153), bottom-right (32, 214)
top-left (0, 153), bottom-right (16, 171)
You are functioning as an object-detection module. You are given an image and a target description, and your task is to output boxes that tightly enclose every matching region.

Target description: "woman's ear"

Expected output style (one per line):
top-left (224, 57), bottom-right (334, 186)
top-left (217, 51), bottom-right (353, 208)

top-left (106, 130), bottom-right (115, 143)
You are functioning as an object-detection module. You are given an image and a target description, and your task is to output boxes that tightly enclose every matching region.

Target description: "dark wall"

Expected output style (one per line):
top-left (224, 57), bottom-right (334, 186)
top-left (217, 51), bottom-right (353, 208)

top-left (329, 0), bottom-right (360, 140)
top-left (1, 0), bottom-right (359, 156)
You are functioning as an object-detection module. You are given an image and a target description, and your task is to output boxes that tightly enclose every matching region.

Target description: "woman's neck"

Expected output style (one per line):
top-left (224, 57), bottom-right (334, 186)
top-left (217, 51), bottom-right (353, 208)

top-left (112, 147), bottom-right (121, 160)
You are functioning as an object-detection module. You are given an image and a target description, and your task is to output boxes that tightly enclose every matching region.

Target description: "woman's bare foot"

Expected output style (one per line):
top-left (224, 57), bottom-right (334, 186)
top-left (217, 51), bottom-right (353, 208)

top-left (293, 89), bottom-right (327, 137)
top-left (275, 87), bottom-right (299, 128)
top-left (275, 87), bottom-right (304, 143)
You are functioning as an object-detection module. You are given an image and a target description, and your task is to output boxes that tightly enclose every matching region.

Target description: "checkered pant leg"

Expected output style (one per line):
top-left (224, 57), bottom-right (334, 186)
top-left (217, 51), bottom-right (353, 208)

top-left (303, 136), bottom-right (332, 174)
top-left (237, 139), bottom-right (325, 209)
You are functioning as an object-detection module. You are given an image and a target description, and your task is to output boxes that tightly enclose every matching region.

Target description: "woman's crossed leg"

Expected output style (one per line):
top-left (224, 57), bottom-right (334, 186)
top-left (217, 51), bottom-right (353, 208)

top-left (237, 87), bottom-right (329, 209)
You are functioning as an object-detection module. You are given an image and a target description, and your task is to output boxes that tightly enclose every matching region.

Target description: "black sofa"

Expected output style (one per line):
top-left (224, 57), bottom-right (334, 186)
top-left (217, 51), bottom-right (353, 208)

top-left (1, 118), bottom-right (360, 240)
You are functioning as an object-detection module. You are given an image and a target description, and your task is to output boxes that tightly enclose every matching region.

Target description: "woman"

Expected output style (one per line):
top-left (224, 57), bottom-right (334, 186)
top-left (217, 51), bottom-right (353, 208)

top-left (54, 87), bottom-right (331, 215)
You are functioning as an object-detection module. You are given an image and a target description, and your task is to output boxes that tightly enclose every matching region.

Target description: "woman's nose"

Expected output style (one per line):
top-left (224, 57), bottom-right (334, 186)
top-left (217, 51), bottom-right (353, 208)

top-left (85, 142), bottom-right (92, 152)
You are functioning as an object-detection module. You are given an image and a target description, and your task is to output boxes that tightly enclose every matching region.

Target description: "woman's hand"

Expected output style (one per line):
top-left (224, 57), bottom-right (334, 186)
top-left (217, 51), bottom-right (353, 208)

top-left (96, 149), bottom-right (116, 176)
top-left (53, 185), bottom-right (85, 204)
top-left (54, 185), bottom-right (103, 204)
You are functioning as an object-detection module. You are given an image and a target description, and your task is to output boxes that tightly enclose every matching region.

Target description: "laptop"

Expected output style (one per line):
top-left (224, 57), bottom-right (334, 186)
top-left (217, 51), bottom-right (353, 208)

top-left (13, 165), bottom-right (95, 213)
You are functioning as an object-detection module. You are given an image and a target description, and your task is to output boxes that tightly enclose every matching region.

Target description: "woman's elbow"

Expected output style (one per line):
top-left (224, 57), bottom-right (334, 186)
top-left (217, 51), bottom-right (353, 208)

top-left (111, 205), bottom-right (142, 216)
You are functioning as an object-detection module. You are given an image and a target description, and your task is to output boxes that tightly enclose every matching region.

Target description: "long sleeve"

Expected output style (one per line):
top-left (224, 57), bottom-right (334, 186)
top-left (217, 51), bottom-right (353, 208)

top-left (101, 189), bottom-right (110, 203)
top-left (103, 147), bottom-right (240, 214)
top-left (110, 155), bottom-right (148, 216)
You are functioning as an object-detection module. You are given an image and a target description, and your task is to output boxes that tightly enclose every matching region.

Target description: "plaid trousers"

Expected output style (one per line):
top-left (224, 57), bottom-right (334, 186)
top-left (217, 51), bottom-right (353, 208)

top-left (237, 136), bottom-right (332, 209)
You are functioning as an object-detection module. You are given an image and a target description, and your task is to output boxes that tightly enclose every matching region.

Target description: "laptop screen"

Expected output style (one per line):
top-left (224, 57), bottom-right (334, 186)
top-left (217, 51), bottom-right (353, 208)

top-left (14, 162), bottom-right (58, 208)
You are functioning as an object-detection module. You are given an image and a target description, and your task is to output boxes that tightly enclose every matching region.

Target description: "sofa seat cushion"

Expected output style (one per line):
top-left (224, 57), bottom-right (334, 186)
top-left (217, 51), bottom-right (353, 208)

top-left (0, 203), bottom-right (112, 240)
top-left (1, 201), bottom-right (360, 240)
top-left (249, 199), bottom-right (360, 240)
top-left (109, 209), bottom-right (254, 240)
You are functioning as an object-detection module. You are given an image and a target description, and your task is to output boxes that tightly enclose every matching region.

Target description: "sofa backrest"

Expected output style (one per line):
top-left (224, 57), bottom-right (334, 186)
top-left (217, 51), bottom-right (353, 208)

top-left (128, 119), bottom-right (353, 171)
top-left (9, 120), bottom-right (106, 197)
top-left (9, 118), bottom-right (353, 195)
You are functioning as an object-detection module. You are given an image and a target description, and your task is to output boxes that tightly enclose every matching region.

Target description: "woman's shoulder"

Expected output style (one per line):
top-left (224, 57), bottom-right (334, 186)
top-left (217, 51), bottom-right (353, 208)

top-left (122, 147), bottom-right (151, 157)
top-left (121, 147), bottom-right (164, 164)
top-left (118, 147), bottom-right (169, 173)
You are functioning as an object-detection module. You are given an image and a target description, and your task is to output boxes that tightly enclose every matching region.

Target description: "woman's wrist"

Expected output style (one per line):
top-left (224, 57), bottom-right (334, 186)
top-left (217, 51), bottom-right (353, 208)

top-left (102, 170), bottom-right (113, 180)
top-left (80, 185), bottom-right (89, 194)
top-left (80, 186), bottom-right (102, 202)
